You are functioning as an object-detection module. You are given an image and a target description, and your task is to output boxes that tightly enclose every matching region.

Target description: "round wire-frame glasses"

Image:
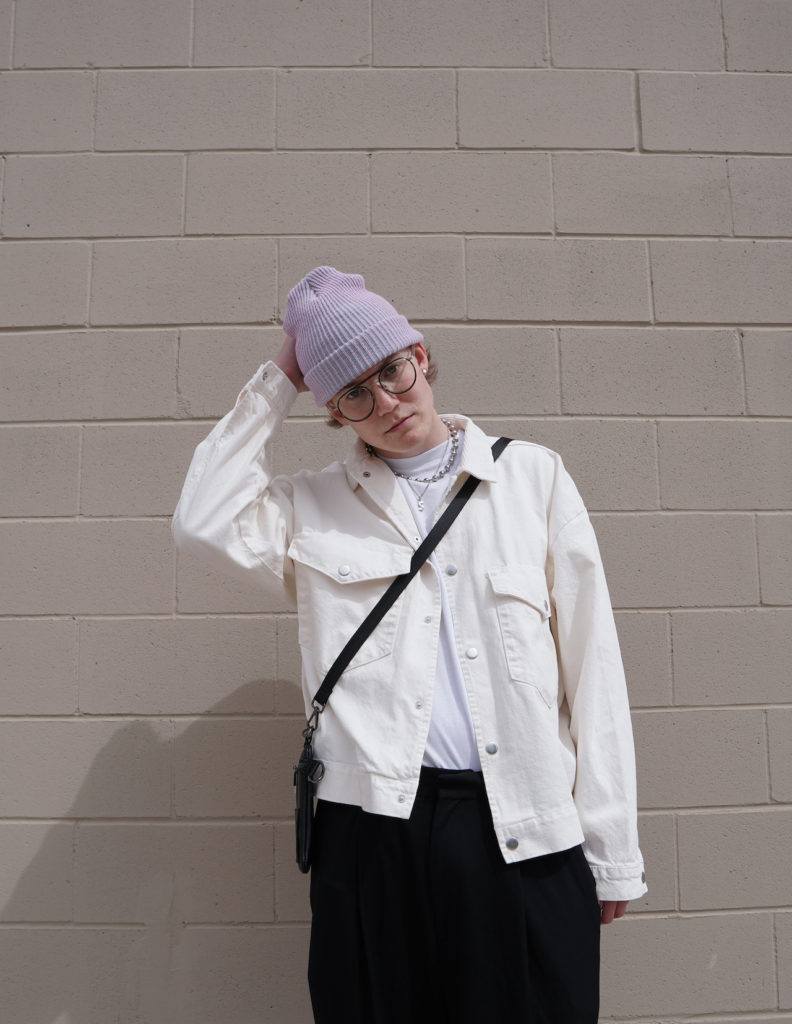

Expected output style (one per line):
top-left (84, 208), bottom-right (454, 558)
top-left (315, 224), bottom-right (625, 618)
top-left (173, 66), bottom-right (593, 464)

top-left (329, 350), bottom-right (418, 422)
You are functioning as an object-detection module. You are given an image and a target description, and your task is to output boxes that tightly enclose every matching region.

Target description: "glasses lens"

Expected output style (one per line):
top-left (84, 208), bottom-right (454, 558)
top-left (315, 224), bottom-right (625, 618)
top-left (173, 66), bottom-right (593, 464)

top-left (379, 357), bottom-right (416, 395)
top-left (337, 385), bottom-right (374, 422)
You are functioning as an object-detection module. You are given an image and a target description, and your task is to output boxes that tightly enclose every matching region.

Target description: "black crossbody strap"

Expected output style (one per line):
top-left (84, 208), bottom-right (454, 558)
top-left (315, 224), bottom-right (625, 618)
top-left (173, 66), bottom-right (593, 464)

top-left (310, 436), bottom-right (511, 712)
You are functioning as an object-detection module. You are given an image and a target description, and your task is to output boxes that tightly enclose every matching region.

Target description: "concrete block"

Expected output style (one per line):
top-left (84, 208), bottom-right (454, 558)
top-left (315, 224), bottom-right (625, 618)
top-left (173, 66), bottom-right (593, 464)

top-left (0, 928), bottom-right (147, 1024)
top-left (420, 326), bottom-right (558, 416)
top-left (554, 153), bottom-right (730, 235)
top-left (757, 514), bottom-right (792, 605)
top-left (679, 809), bottom-right (792, 909)
top-left (372, 151), bottom-right (551, 233)
top-left (458, 69), bottom-right (634, 148)
top-left (0, 520), bottom-right (173, 615)
top-left (169, 925), bottom-right (312, 1024)
top-left (724, 0), bottom-right (792, 71)
top-left (0, 720), bottom-right (171, 817)
top-left (14, 0), bottom-right (191, 67)
top-left (651, 240), bottom-right (792, 323)
top-left (79, 616), bottom-right (277, 715)
top-left (659, 421), bottom-right (792, 510)
top-left (173, 718), bottom-right (296, 818)
top-left (560, 328), bottom-right (743, 414)
top-left (0, 424), bottom-right (79, 515)
top-left (0, 69), bottom-right (93, 151)
top-left (477, 417), bottom-right (658, 511)
top-left (74, 823), bottom-right (274, 923)
top-left (729, 158), bottom-right (792, 236)
top-left (0, 823), bottom-right (73, 921)
top-left (780, 912), bottom-right (792, 1009)
top-left (271, 417), bottom-right (351, 479)
top-left (82, 422), bottom-right (208, 516)
top-left (612, 611), bottom-right (672, 708)
top-left (0, 241), bottom-right (89, 327)
top-left (95, 69), bottom-right (274, 150)
top-left (274, 822), bottom-right (311, 923)
top-left (277, 69), bottom-right (456, 148)
top-left (768, 709), bottom-right (792, 802)
top-left (0, 0), bottom-right (10, 68)
top-left (0, 330), bottom-right (177, 422)
top-left (744, 331), bottom-right (792, 415)
top-left (194, 0), bottom-right (369, 67)
top-left (279, 236), bottom-right (465, 321)
top-left (175, 544), bottom-right (296, 615)
top-left (0, 619), bottom-right (77, 714)
top-left (186, 153), bottom-right (368, 235)
top-left (550, 0), bottom-right (723, 70)
top-left (599, 913), bottom-right (775, 1017)
top-left (374, 0), bottom-right (545, 66)
top-left (632, 709), bottom-right (768, 809)
top-left (91, 238), bottom-right (277, 325)
top-left (673, 610), bottom-right (792, 706)
top-left (2, 154), bottom-right (184, 238)
top-left (640, 71), bottom-right (792, 153)
top-left (276, 616), bottom-right (305, 715)
top-left (176, 327), bottom-right (282, 418)
top-left (591, 512), bottom-right (758, 608)
top-left (631, 813), bottom-right (676, 913)
top-left (466, 238), bottom-right (649, 322)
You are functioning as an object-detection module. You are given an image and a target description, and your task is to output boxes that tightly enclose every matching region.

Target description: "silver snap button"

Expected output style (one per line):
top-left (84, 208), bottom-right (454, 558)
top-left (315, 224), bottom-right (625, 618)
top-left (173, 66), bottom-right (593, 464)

top-left (338, 565), bottom-right (351, 577)
top-left (261, 370), bottom-right (269, 381)
top-left (363, 471), bottom-right (371, 478)
top-left (641, 871), bottom-right (646, 883)
top-left (424, 616), bottom-right (432, 624)
top-left (543, 598), bottom-right (549, 612)
top-left (398, 794), bottom-right (406, 803)
top-left (415, 700), bottom-right (423, 710)
top-left (446, 565), bottom-right (458, 576)
top-left (485, 742), bottom-right (498, 755)
top-left (506, 838), bottom-right (519, 850)
top-left (465, 647), bottom-right (478, 659)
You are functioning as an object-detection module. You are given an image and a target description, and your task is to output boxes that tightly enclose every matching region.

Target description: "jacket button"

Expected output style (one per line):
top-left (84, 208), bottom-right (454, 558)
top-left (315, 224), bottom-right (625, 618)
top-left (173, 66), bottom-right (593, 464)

top-left (398, 794), bottom-right (406, 803)
top-left (338, 565), bottom-right (351, 576)
top-left (641, 871), bottom-right (646, 883)
top-left (363, 471), bottom-right (371, 478)
top-left (485, 742), bottom-right (498, 755)
top-left (465, 647), bottom-right (478, 659)
top-left (446, 565), bottom-right (458, 576)
top-left (506, 838), bottom-right (519, 850)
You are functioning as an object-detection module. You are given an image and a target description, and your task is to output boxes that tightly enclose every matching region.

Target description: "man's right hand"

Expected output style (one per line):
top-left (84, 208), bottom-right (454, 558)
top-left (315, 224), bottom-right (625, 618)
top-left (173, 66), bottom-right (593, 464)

top-left (275, 335), bottom-right (309, 394)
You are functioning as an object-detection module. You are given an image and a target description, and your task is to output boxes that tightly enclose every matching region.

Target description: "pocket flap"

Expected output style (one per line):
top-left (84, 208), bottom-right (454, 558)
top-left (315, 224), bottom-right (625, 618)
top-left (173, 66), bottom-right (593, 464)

top-left (288, 532), bottom-right (413, 584)
top-left (488, 564), bottom-right (551, 619)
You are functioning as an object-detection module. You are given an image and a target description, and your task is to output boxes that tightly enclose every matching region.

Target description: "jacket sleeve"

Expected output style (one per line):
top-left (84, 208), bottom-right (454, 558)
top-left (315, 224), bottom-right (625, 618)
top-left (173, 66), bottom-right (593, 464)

top-left (546, 459), bottom-right (647, 902)
top-left (171, 360), bottom-right (299, 607)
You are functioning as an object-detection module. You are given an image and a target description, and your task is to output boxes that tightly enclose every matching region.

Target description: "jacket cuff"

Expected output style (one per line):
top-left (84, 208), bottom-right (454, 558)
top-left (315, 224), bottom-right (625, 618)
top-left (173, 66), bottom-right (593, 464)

top-left (589, 860), bottom-right (648, 902)
top-left (246, 360), bottom-right (298, 417)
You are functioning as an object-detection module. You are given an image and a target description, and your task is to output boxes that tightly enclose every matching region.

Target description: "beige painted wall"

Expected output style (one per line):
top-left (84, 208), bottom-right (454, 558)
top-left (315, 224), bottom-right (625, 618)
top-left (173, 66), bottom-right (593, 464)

top-left (1, 1), bottom-right (791, 1021)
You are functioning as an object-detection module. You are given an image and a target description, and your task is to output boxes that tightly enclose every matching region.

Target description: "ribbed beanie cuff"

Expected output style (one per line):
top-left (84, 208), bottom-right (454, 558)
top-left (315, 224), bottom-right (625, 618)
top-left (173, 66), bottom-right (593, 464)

top-left (283, 266), bottom-right (424, 406)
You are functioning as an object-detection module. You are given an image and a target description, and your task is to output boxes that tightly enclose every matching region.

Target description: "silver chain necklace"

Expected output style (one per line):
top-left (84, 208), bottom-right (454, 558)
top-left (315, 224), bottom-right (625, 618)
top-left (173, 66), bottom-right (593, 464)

top-left (392, 418), bottom-right (459, 511)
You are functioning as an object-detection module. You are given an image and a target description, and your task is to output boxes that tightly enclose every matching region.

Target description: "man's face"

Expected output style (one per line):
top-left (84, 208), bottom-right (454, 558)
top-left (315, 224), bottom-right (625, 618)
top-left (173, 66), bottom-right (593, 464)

top-left (326, 343), bottom-right (445, 459)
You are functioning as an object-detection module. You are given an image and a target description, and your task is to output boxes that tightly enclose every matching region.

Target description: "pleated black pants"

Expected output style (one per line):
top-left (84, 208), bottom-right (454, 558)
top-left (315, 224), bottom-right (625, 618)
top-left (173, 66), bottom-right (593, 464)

top-left (308, 767), bottom-right (601, 1024)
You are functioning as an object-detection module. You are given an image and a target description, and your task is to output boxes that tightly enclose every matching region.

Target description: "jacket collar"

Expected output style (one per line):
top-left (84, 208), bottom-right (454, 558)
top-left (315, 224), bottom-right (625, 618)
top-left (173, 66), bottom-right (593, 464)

top-left (343, 414), bottom-right (500, 491)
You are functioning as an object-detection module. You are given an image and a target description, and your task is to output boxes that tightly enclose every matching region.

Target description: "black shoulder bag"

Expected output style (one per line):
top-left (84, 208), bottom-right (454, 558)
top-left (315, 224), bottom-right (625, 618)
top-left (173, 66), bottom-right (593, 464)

top-left (293, 436), bottom-right (511, 873)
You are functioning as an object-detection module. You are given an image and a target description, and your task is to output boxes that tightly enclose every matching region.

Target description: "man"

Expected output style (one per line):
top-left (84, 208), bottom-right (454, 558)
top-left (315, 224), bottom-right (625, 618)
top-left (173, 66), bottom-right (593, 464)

top-left (172, 265), bottom-right (647, 1023)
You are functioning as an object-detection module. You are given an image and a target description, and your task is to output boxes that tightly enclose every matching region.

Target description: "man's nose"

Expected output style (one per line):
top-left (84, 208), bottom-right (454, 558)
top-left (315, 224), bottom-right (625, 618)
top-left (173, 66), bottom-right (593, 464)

top-left (372, 382), bottom-right (399, 414)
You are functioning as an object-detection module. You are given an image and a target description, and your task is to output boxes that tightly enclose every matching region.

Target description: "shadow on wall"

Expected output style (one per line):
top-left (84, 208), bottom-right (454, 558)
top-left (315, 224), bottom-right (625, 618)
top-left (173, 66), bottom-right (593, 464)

top-left (0, 683), bottom-right (313, 1024)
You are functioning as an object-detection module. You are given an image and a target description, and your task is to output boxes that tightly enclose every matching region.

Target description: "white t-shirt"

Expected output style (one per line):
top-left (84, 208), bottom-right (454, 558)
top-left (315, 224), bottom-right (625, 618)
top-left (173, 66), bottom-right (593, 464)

top-left (380, 428), bottom-right (481, 771)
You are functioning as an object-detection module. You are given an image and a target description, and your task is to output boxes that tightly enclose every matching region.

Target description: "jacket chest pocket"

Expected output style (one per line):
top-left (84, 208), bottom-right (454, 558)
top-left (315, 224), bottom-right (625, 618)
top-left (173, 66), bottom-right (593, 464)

top-left (488, 564), bottom-right (558, 708)
top-left (288, 534), bottom-right (413, 675)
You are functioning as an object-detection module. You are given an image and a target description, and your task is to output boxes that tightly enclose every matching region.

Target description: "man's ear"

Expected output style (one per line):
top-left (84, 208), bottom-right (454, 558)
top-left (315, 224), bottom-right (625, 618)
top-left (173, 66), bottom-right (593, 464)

top-left (326, 402), bottom-right (345, 425)
top-left (413, 342), bottom-right (429, 373)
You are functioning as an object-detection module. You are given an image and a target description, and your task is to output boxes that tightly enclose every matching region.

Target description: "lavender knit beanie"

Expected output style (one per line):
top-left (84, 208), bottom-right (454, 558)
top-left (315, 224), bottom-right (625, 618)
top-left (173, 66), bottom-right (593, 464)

top-left (283, 266), bottom-right (424, 406)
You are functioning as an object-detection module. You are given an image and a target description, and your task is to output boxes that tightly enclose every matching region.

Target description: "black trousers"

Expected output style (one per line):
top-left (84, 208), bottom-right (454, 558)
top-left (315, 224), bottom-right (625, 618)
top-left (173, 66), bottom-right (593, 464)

top-left (308, 767), bottom-right (601, 1024)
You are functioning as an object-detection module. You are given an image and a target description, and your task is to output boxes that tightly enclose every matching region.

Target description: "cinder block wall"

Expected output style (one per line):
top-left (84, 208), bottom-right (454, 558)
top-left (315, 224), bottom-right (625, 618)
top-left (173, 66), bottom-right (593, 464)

top-left (1, 1), bottom-right (791, 1021)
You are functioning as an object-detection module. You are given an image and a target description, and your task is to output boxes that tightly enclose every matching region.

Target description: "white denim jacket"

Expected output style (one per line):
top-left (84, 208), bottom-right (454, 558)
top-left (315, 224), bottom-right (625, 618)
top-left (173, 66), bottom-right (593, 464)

top-left (172, 361), bottom-right (647, 902)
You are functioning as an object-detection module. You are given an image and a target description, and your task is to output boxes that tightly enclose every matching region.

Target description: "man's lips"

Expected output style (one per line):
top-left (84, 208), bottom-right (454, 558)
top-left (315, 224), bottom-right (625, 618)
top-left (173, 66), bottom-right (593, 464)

top-left (386, 414), bottom-right (412, 433)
